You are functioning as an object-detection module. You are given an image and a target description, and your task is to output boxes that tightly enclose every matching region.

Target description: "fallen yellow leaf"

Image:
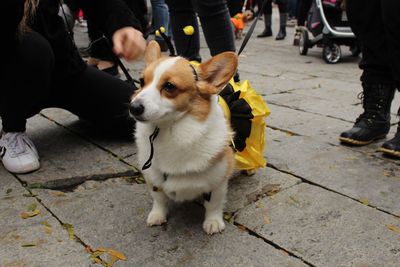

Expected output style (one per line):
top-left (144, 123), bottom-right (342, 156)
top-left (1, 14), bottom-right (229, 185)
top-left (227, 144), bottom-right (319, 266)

top-left (27, 203), bottom-right (37, 212)
top-left (51, 191), bottom-right (66, 197)
top-left (360, 198), bottom-right (369, 205)
top-left (62, 223), bottom-right (74, 240)
top-left (20, 209), bottom-right (40, 219)
top-left (385, 224), bottom-right (400, 234)
top-left (108, 249), bottom-right (126, 260)
top-left (264, 216), bottom-right (271, 224)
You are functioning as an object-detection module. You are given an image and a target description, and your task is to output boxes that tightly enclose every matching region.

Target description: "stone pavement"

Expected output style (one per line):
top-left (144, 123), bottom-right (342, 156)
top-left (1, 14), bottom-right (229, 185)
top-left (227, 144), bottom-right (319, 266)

top-left (1, 11), bottom-right (400, 267)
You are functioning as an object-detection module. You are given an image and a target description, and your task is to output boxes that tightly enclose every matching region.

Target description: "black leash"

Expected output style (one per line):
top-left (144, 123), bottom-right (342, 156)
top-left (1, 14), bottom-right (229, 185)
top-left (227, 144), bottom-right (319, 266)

top-left (142, 127), bottom-right (160, 170)
top-left (237, 0), bottom-right (268, 56)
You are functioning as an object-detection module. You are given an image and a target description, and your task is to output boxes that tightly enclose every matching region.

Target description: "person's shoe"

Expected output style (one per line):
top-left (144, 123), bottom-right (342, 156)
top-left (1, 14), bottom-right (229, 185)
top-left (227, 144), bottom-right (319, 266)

top-left (275, 26), bottom-right (286, 40)
top-left (257, 27), bottom-right (273, 38)
top-left (339, 84), bottom-right (395, 146)
top-left (0, 132), bottom-right (40, 174)
top-left (293, 26), bottom-right (302, 46)
top-left (379, 129), bottom-right (400, 158)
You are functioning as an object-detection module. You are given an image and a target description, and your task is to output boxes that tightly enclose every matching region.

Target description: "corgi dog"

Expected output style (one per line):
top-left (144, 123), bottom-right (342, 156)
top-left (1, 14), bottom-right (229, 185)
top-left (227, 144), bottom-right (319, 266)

top-left (130, 41), bottom-right (238, 235)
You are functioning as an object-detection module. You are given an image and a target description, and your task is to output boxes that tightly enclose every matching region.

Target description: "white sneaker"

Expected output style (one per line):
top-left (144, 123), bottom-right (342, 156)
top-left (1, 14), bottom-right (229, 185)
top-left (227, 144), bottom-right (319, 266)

top-left (0, 132), bottom-right (40, 174)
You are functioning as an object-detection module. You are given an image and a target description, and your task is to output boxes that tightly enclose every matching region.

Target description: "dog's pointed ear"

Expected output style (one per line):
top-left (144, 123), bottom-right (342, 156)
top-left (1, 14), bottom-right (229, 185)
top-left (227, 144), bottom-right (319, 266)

top-left (198, 52), bottom-right (238, 94)
top-left (145, 40), bottom-right (161, 66)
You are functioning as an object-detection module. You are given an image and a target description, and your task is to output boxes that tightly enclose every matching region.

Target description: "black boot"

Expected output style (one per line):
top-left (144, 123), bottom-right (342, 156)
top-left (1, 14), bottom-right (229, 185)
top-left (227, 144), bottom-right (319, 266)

top-left (257, 14), bottom-right (272, 38)
top-left (276, 13), bottom-right (287, 40)
top-left (379, 108), bottom-right (400, 157)
top-left (275, 26), bottom-right (286, 40)
top-left (339, 84), bottom-right (395, 145)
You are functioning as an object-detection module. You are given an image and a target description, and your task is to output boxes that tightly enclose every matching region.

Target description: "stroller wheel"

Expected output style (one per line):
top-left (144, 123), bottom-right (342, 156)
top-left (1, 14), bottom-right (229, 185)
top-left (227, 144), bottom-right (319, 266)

top-left (299, 30), bottom-right (309, 55)
top-left (322, 44), bottom-right (341, 64)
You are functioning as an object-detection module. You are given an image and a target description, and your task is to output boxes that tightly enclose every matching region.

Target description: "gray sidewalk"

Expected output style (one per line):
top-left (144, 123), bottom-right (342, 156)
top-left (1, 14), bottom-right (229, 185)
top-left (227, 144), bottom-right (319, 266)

top-left (1, 13), bottom-right (400, 267)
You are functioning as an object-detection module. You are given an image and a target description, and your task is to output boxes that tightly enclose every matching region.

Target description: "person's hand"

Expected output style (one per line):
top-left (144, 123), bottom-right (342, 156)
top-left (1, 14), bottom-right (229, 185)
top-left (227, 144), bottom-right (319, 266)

top-left (112, 27), bottom-right (146, 61)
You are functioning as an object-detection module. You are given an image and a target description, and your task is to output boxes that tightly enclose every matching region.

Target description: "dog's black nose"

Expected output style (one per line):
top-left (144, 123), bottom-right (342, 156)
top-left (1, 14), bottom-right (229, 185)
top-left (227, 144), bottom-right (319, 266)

top-left (130, 102), bottom-right (145, 116)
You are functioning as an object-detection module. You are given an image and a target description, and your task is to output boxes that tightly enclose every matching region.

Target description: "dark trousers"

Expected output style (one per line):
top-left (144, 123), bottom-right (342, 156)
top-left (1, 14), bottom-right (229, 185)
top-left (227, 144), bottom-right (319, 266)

top-left (296, 0), bottom-right (312, 26)
top-left (1, 31), bottom-right (135, 136)
top-left (263, 0), bottom-right (288, 14)
top-left (166, 0), bottom-right (236, 61)
top-left (347, 0), bottom-right (400, 87)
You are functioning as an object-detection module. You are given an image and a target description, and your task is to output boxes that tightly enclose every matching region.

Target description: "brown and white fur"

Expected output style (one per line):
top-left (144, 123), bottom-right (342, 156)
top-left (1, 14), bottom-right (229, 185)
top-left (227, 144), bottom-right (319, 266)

top-left (130, 41), bottom-right (237, 235)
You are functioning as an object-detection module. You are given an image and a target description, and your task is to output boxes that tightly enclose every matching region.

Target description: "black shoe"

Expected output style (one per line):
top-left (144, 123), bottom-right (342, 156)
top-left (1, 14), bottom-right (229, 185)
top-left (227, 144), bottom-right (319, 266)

top-left (379, 130), bottom-right (400, 157)
top-left (339, 84), bottom-right (395, 146)
top-left (275, 26), bottom-right (286, 40)
top-left (257, 27), bottom-right (272, 38)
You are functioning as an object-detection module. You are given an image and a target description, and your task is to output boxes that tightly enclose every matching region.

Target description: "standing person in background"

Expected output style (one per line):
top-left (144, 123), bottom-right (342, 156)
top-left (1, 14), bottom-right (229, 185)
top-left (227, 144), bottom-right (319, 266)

top-left (292, 0), bottom-right (312, 45)
top-left (339, 0), bottom-right (400, 158)
top-left (151, 0), bottom-right (172, 52)
top-left (165, 0), bottom-right (236, 63)
top-left (0, 0), bottom-right (146, 174)
top-left (257, 0), bottom-right (288, 40)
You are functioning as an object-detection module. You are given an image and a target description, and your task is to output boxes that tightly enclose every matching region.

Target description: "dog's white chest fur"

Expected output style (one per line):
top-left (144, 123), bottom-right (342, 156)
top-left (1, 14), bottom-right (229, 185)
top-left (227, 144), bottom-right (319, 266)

top-left (136, 96), bottom-right (231, 202)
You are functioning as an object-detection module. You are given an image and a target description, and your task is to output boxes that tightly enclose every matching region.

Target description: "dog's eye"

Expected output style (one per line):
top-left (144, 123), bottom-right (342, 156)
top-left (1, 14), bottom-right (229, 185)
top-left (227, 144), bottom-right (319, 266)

top-left (139, 78), bottom-right (145, 87)
top-left (163, 82), bottom-right (176, 93)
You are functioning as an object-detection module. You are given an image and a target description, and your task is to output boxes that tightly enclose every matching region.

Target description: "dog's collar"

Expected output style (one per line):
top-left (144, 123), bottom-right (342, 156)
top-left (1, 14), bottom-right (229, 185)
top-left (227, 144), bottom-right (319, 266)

top-left (189, 64), bottom-right (198, 81)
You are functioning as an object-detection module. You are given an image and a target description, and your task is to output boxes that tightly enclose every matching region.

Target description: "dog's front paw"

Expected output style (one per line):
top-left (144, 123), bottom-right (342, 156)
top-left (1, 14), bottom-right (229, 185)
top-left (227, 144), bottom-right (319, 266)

top-left (203, 217), bottom-right (225, 235)
top-left (147, 210), bottom-right (167, 226)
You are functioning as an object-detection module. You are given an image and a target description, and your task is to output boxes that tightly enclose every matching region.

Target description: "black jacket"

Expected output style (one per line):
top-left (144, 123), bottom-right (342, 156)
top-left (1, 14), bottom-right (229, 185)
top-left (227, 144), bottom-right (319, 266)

top-left (4, 0), bottom-right (142, 81)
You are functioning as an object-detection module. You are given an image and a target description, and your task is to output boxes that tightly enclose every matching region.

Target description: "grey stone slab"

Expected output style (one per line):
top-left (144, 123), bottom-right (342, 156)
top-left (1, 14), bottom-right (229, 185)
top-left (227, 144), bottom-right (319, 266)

top-left (0, 187), bottom-right (92, 266)
top-left (266, 135), bottom-right (400, 215)
top-left (0, 168), bottom-right (25, 198)
top-left (266, 104), bottom-right (399, 158)
top-left (34, 179), bottom-right (307, 267)
top-left (267, 92), bottom-right (363, 122)
top-left (227, 167), bottom-right (301, 213)
top-left (15, 115), bottom-right (136, 189)
top-left (41, 108), bottom-right (138, 160)
top-left (236, 183), bottom-right (400, 267)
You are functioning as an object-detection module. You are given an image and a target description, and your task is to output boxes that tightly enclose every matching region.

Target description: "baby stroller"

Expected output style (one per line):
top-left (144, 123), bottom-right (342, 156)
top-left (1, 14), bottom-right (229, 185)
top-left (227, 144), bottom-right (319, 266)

top-left (298, 0), bottom-right (361, 64)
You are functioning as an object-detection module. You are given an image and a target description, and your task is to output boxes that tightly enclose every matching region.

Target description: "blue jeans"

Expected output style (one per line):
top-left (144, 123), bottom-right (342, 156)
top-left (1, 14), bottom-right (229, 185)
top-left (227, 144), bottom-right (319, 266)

top-left (151, 0), bottom-right (171, 40)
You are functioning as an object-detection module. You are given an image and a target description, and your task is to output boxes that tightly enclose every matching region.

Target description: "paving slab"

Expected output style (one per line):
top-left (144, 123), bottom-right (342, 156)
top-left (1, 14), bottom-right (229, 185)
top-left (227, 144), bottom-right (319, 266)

top-left (41, 108), bottom-right (138, 160)
top-left (266, 104), bottom-right (399, 157)
top-left (34, 179), bottom-right (308, 267)
top-left (0, 173), bottom-right (92, 267)
top-left (236, 183), bottom-right (400, 267)
top-left (227, 167), bottom-right (301, 213)
top-left (266, 135), bottom-right (400, 215)
top-left (13, 115), bottom-right (136, 189)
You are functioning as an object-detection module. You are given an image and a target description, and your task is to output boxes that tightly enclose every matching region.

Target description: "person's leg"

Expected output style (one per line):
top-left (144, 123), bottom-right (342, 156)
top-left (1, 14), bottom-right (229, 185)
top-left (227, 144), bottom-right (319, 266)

top-left (1, 32), bottom-right (54, 133)
top-left (296, 0), bottom-right (312, 26)
top-left (193, 0), bottom-right (236, 56)
top-left (339, 0), bottom-right (396, 146)
top-left (0, 31), bottom-right (53, 173)
top-left (378, 0), bottom-right (400, 156)
top-left (166, 0), bottom-right (201, 61)
top-left (50, 66), bottom-right (136, 139)
top-left (257, 0), bottom-right (273, 37)
top-left (151, 0), bottom-right (171, 52)
top-left (276, 0), bottom-right (288, 40)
